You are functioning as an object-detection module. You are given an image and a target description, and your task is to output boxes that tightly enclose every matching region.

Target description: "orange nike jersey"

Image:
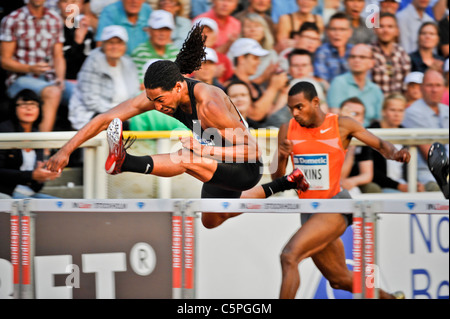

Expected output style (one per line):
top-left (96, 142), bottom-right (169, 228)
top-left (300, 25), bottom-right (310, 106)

top-left (287, 113), bottom-right (346, 199)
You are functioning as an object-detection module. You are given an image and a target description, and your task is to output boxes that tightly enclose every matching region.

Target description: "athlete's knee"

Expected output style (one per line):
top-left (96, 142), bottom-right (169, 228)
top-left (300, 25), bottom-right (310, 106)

top-left (201, 213), bottom-right (223, 229)
top-left (280, 248), bottom-right (303, 269)
top-left (173, 148), bottom-right (196, 167)
top-left (201, 213), bottom-right (240, 229)
top-left (327, 273), bottom-right (352, 291)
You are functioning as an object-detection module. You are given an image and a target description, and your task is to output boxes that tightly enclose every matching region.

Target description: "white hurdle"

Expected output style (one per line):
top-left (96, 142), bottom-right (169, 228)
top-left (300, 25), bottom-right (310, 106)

top-left (1, 198), bottom-right (448, 299)
top-left (185, 198), bottom-right (449, 299)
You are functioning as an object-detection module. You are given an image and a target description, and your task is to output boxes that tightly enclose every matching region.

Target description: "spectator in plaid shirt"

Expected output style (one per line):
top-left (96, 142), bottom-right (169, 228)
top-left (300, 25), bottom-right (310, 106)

top-left (0, 0), bottom-right (73, 134)
top-left (314, 12), bottom-right (353, 83)
top-left (371, 12), bottom-right (411, 95)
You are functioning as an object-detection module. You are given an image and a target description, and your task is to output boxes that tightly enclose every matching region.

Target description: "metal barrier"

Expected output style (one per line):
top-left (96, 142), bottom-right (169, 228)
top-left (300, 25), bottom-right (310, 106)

top-left (0, 199), bottom-right (179, 299)
top-left (0, 128), bottom-right (448, 198)
top-left (1, 198), bottom-right (447, 299)
top-left (0, 131), bottom-right (108, 199)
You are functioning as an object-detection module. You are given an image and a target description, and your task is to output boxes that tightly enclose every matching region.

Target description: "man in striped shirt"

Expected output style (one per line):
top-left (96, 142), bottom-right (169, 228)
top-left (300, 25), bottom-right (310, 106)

top-left (0, 0), bottom-right (71, 133)
top-left (131, 10), bottom-right (179, 84)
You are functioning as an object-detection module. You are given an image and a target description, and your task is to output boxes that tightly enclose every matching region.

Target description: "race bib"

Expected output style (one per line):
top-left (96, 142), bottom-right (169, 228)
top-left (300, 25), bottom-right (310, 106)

top-left (192, 120), bottom-right (216, 146)
top-left (293, 154), bottom-right (330, 191)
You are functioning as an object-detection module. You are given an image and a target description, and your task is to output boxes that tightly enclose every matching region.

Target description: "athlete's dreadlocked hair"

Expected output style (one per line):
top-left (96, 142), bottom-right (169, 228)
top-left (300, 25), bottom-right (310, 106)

top-left (143, 24), bottom-right (206, 91)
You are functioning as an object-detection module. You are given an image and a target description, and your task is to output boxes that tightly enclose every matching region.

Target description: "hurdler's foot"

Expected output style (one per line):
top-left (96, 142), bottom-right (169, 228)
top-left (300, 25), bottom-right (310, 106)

top-left (105, 118), bottom-right (135, 175)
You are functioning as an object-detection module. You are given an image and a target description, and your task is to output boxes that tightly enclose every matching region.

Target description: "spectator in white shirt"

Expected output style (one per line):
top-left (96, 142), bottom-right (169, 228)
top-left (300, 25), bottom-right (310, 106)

top-left (397, 0), bottom-right (435, 54)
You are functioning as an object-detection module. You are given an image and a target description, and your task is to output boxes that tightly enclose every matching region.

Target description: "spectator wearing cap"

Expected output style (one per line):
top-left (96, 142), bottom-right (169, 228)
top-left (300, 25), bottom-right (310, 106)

top-left (95, 0), bottom-right (152, 55)
top-left (397, 0), bottom-right (434, 54)
top-left (157, 0), bottom-right (191, 49)
top-left (131, 10), bottom-right (179, 82)
top-left (193, 17), bottom-right (234, 84)
top-left (191, 47), bottom-right (225, 90)
top-left (194, 0), bottom-right (241, 54)
top-left (371, 12), bottom-right (411, 95)
top-left (402, 69), bottom-right (449, 192)
top-left (68, 25), bottom-right (140, 130)
top-left (227, 38), bottom-right (289, 126)
top-left (404, 71), bottom-right (424, 106)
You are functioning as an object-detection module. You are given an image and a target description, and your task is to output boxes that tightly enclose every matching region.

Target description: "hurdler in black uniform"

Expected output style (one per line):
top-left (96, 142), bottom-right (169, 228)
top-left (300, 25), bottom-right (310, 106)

top-left (173, 78), bottom-right (263, 199)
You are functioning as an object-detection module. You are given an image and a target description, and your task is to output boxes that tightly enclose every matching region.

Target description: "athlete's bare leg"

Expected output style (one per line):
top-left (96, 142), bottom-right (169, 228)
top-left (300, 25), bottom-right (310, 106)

top-left (279, 213), bottom-right (348, 299)
top-left (280, 213), bottom-right (397, 299)
top-left (150, 149), bottom-right (218, 182)
top-left (148, 149), bottom-right (268, 229)
top-left (201, 170), bottom-right (306, 228)
top-left (201, 184), bottom-right (267, 229)
top-left (312, 239), bottom-right (396, 299)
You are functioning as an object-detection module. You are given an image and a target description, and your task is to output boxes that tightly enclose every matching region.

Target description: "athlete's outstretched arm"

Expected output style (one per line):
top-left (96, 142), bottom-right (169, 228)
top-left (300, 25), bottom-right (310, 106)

top-left (340, 116), bottom-right (411, 163)
top-left (186, 85), bottom-right (261, 163)
top-left (46, 91), bottom-right (154, 172)
top-left (270, 123), bottom-right (292, 180)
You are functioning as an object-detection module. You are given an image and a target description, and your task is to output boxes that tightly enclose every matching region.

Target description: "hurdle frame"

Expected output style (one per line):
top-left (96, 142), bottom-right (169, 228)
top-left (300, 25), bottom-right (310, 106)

top-left (184, 198), bottom-right (449, 299)
top-left (12, 199), bottom-right (179, 299)
top-left (2, 198), bottom-right (448, 299)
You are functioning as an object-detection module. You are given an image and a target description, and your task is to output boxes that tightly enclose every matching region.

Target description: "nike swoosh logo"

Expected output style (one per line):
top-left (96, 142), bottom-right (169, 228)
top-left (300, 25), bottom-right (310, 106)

top-left (144, 163), bottom-right (152, 174)
top-left (320, 128), bottom-right (332, 134)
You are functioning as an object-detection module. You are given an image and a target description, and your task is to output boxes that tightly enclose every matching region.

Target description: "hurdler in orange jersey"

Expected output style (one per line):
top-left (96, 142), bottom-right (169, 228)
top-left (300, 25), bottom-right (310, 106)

top-left (287, 113), bottom-right (345, 199)
top-left (273, 81), bottom-right (411, 300)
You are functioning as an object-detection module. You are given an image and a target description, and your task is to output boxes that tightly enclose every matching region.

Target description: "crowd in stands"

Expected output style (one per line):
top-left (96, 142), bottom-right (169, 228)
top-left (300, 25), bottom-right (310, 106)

top-left (0, 0), bottom-right (449, 198)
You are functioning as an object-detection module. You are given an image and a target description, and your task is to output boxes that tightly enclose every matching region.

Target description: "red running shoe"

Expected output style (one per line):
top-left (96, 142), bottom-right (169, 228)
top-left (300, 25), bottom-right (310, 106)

top-left (105, 118), bottom-right (135, 175)
top-left (286, 168), bottom-right (310, 192)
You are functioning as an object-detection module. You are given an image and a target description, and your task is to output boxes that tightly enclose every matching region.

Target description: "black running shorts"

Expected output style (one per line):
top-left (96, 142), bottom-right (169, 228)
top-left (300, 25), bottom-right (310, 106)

top-left (300, 189), bottom-right (353, 226)
top-left (201, 161), bottom-right (263, 198)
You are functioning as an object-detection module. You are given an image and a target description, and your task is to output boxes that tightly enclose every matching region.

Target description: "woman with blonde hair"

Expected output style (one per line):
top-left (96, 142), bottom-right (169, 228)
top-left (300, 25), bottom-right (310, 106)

top-left (241, 13), bottom-right (279, 86)
top-left (368, 93), bottom-right (425, 193)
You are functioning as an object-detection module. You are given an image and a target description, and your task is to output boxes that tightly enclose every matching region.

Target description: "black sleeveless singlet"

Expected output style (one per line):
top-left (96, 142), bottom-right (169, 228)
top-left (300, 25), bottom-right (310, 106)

top-left (172, 77), bottom-right (262, 196)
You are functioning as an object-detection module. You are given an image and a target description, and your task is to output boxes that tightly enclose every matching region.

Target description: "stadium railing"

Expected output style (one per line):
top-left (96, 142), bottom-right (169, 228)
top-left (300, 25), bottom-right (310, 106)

top-left (0, 128), bottom-right (448, 198)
